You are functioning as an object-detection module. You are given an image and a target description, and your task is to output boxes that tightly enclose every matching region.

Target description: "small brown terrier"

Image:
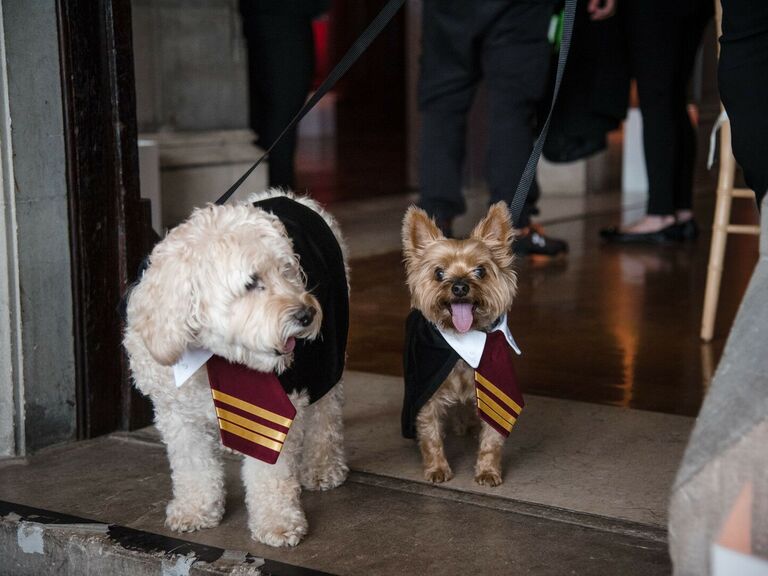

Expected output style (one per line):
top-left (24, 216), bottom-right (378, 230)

top-left (402, 202), bottom-right (518, 486)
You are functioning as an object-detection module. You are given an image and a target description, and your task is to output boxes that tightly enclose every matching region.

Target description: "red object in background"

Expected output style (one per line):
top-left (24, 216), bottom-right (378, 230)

top-left (312, 17), bottom-right (330, 89)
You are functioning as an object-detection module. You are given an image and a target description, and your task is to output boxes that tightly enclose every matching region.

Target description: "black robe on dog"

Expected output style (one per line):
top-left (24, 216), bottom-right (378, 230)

top-left (252, 196), bottom-right (349, 404)
top-left (401, 309), bottom-right (461, 439)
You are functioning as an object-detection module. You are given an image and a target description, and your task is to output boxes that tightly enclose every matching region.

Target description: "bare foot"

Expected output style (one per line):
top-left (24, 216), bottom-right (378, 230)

top-left (675, 210), bottom-right (693, 223)
top-left (621, 215), bottom-right (675, 234)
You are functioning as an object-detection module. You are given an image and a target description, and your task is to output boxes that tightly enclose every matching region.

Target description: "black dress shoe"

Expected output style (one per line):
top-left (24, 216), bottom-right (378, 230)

top-left (674, 219), bottom-right (699, 240)
top-left (513, 228), bottom-right (569, 256)
top-left (600, 223), bottom-right (681, 244)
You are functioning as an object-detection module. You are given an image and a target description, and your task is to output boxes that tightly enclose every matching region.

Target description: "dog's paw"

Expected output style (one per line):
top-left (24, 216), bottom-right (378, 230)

top-left (301, 462), bottom-right (349, 491)
top-left (251, 519), bottom-right (308, 547)
top-left (165, 498), bottom-right (223, 532)
top-left (424, 465), bottom-right (453, 484)
top-left (474, 469), bottom-right (503, 487)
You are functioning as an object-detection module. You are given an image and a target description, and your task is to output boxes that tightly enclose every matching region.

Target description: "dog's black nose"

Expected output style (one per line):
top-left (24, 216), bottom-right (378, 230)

top-left (451, 280), bottom-right (469, 298)
top-left (294, 306), bottom-right (316, 327)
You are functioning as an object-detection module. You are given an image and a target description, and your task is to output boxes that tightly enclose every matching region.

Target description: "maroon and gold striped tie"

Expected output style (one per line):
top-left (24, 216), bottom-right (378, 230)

top-left (474, 331), bottom-right (524, 437)
top-left (206, 355), bottom-right (296, 464)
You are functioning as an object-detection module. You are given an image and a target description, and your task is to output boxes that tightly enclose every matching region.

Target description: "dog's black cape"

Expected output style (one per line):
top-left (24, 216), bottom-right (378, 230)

top-left (402, 309), bottom-right (460, 439)
top-left (253, 196), bottom-right (349, 404)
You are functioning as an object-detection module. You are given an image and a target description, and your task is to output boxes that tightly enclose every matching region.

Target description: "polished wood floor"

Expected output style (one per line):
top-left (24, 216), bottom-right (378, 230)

top-left (343, 196), bottom-right (759, 417)
top-left (296, 100), bottom-right (760, 417)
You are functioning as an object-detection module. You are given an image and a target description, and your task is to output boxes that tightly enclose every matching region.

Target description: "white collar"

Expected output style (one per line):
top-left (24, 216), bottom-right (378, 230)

top-left (437, 313), bottom-right (521, 369)
top-left (173, 346), bottom-right (214, 388)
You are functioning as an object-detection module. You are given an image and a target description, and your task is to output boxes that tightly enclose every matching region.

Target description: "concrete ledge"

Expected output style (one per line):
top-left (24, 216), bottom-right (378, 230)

top-left (343, 371), bottom-right (694, 528)
top-left (139, 129), bottom-right (268, 229)
top-left (0, 501), bottom-right (329, 576)
top-left (348, 471), bottom-right (668, 543)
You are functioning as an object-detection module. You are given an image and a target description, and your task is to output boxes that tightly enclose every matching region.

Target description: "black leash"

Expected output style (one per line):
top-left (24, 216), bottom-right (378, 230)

top-left (215, 0), bottom-right (406, 206)
top-left (510, 0), bottom-right (577, 226)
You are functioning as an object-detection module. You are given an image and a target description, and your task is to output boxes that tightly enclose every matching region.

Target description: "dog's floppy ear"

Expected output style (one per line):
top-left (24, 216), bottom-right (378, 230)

top-left (126, 239), bottom-right (200, 366)
top-left (402, 205), bottom-right (443, 257)
top-left (470, 202), bottom-right (516, 265)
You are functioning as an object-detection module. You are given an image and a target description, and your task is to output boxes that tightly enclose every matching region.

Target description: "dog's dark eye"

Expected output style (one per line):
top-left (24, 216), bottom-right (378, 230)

top-left (474, 266), bottom-right (486, 279)
top-left (245, 273), bottom-right (263, 291)
top-left (434, 268), bottom-right (445, 281)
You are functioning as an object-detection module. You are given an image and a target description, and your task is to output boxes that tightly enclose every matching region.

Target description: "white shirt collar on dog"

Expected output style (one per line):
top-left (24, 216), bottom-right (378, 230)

top-left (173, 346), bottom-right (214, 388)
top-left (437, 313), bottom-right (522, 369)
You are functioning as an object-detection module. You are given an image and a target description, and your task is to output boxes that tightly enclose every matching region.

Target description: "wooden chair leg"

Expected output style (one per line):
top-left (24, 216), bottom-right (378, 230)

top-left (701, 121), bottom-right (736, 341)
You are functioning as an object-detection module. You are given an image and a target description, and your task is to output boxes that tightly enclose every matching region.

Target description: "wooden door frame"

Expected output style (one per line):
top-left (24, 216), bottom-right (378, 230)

top-left (56, 0), bottom-right (152, 437)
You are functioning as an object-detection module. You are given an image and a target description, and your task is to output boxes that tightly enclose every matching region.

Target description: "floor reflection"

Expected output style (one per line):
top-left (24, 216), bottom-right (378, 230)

top-left (295, 98), bottom-right (760, 417)
top-left (344, 196), bottom-right (759, 417)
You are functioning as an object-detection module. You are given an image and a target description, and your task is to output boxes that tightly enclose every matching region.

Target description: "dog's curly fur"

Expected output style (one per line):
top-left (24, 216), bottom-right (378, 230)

top-left (402, 202), bottom-right (518, 486)
top-left (124, 190), bottom-right (349, 547)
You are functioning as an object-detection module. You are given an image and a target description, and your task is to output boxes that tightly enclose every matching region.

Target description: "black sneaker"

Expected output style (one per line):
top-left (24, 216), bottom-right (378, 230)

top-left (514, 227), bottom-right (569, 257)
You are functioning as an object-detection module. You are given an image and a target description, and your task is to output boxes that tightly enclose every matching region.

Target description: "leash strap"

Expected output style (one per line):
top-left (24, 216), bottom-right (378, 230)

top-left (509, 0), bottom-right (578, 226)
top-left (215, 0), bottom-right (406, 206)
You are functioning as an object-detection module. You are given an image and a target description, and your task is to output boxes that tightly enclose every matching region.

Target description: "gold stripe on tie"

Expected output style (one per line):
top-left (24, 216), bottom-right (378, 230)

top-left (477, 398), bottom-right (513, 432)
top-left (211, 389), bottom-right (293, 428)
top-left (218, 418), bottom-right (284, 453)
top-left (476, 388), bottom-right (517, 425)
top-left (475, 372), bottom-right (523, 415)
top-left (215, 407), bottom-right (287, 443)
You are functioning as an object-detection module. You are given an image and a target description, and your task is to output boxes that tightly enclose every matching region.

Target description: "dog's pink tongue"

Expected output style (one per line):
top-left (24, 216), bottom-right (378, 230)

top-left (284, 337), bottom-right (296, 353)
top-left (450, 303), bottom-right (474, 333)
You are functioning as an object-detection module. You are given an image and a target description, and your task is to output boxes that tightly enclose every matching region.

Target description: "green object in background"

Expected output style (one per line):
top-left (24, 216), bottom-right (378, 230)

top-left (548, 9), bottom-right (564, 52)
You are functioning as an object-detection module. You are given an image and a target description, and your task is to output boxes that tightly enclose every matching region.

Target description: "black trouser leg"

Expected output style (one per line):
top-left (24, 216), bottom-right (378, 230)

top-left (243, 10), bottom-right (314, 189)
top-left (719, 0), bottom-right (768, 210)
top-left (418, 0), bottom-right (553, 225)
top-left (483, 2), bottom-right (551, 228)
top-left (621, 0), bottom-right (710, 216)
top-left (417, 0), bottom-right (480, 222)
top-left (719, 59), bottom-right (768, 210)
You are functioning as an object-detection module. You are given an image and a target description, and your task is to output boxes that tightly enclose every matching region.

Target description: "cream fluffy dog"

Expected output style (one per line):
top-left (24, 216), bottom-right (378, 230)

top-left (123, 190), bottom-right (348, 547)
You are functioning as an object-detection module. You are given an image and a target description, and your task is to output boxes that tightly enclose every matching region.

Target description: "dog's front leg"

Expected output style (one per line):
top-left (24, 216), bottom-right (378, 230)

top-left (474, 420), bottom-right (504, 487)
top-left (242, 393), bottom-right (308, 547)
top-left (300, 383), bottom-right (348, 491)
top-left (155, 397), bottom-right (226, 532)
top-left (416, 394), bottom-right (453, 483)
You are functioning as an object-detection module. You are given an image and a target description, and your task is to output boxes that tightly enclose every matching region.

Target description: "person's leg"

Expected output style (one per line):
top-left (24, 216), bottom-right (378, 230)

top-left (418, 0), bottom-right (481, 230)
top-left (673, 3), bottom-right (712, 225)
top-left (719, 62), bottom-right (768, 210)
top-left (480, 1), bottom-right (567, 256)
top-left (481, 1), bottom-right (552, 230)
top-left (621, 0), bottom-right (680, 229)
top-left (719, 0), bottom-right (768, 210)
top-left (243, 8), bottom-right (314, 189)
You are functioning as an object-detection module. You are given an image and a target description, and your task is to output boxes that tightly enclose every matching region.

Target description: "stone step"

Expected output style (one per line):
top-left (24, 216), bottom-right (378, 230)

top-left (0, 501), bottom-right (326, 576)
top-left (343, 370), bottom-right (694, 529)
top-left (0, 469), bottom-right (669, 576)
top-left (0, 369), bottom-right (692, 574)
